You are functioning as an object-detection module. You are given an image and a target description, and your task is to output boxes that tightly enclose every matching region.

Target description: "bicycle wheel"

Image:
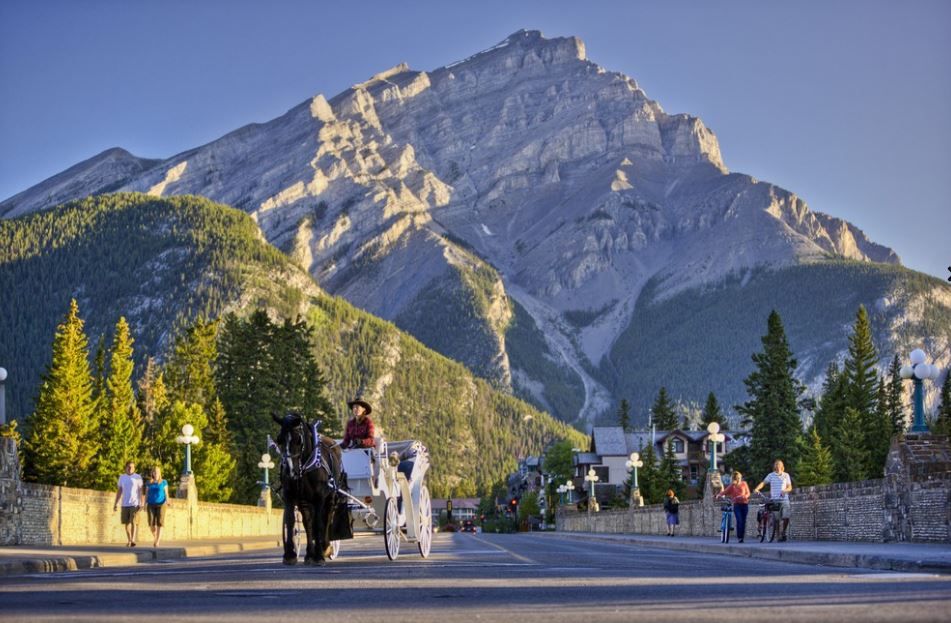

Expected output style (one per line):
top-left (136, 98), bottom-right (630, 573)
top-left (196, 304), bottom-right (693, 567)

top-left (720, 513), bottom-right (728, 543)
top-left (724, 513), bottom-right (732, 544)
top-left (757, 510), bottom-right (767, 543)
top-left (768, 512), bottom-right (779, 543)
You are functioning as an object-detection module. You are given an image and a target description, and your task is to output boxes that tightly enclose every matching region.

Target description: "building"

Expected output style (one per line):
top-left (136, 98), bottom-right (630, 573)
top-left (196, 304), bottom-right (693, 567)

top-left (431, 497), bottom-right (479, 524)
top-left (572, 426), bottom-right (733, 503)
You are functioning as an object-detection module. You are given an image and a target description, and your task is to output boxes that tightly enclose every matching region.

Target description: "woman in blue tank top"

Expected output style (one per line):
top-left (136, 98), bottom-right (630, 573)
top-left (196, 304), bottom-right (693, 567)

top-left (146, 467), bottom-right (169, 548)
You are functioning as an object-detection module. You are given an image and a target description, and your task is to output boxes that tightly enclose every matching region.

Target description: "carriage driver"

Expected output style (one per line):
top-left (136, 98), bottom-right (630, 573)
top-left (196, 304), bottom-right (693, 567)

top-left (341, 397), bottom-right (377, 449)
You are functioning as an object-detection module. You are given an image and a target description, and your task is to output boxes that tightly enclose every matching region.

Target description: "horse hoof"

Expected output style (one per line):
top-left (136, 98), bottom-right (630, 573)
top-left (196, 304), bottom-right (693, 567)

top-left (282, 557), bottom-right (298, 566)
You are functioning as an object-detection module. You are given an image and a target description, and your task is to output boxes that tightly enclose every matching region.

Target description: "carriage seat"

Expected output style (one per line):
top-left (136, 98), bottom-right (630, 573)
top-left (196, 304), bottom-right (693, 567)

top-left (340, 446), bottom-right (376, 498)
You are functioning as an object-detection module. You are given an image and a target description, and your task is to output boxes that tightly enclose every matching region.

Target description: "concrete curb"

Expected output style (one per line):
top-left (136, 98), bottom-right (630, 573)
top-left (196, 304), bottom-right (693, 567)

top-left (0, 538), bottom-right (281, 577)
top-left (555, 532), bottom-right (951, 574)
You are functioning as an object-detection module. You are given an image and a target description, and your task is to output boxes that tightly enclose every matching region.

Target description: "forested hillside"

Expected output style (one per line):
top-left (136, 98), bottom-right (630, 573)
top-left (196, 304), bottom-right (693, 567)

top-left (0, 193), bottom-right (586, 497)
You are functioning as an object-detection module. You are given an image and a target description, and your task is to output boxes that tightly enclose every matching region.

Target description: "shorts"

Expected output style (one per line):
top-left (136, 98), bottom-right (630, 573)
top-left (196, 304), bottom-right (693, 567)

top-left (147, 504), bottom-right (166, 528)
top-left (120, 506), bottom-right (140, 525)
top-left (779, 498), bottom-right (791, 519)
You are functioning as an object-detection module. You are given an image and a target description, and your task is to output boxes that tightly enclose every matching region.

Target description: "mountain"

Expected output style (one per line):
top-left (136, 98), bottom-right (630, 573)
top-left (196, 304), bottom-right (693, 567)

top-left (0, 193), bottom-right (586, 496)
top-left (3, 30), bottom-right (947, 425)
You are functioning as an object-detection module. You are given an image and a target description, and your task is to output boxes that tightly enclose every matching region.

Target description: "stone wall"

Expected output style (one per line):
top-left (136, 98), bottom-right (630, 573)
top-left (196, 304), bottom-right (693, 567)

top-left (1, 439), bottom-right (281, 546)
top-left (558, 434), bottom-right (951, 544)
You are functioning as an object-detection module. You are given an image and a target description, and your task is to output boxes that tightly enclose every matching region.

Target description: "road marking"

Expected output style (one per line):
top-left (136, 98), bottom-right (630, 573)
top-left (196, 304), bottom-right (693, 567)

top-left (468, 534), bottom-right (537, 564)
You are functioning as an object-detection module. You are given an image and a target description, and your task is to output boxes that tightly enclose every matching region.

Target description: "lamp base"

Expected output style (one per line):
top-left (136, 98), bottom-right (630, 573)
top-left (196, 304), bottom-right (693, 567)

top-left (176, 473), bottom-right (199, 507)
top-left (257, 486), bottom-right (272, 511)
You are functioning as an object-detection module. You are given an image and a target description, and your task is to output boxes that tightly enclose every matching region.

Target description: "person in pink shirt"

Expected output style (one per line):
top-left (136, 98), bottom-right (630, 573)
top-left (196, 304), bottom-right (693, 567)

top-left (717, 471), bottom-right (751, 543)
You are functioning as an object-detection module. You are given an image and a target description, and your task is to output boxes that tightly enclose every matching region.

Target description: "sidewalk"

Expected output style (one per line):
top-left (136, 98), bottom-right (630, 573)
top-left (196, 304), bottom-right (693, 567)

top-left (0, 536), bottom-right (282, 577)
top-left (554, 532), bottom-right (951, 574)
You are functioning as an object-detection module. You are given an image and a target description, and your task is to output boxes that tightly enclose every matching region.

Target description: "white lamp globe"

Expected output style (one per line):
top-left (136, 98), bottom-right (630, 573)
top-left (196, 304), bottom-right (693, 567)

top-left (261, 453), bottom-right (271, 463)
top-left (910, 349), bottom-right (926, 365)
top-left (707, 421), bottom-right (720, 435)
top-left (900, 364), bottom-right (914, 379)
top-left (0, 367), bottom-right (7, 382)
top-left (915, 365), bottom-right (929, 380)
top-left (630, 452), bottom-right (640, 462)
top-left (181, 424), bottom-right (195, 437)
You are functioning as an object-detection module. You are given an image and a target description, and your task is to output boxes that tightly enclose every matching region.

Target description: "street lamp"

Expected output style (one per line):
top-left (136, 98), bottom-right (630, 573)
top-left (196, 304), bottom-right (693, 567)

top-left (585, 468), bottom-right (599, 514)
top-left (900, 348), bottom-right (942, 433)
top-left (556, 484), bottom-right (566, 505)
top-left (707, 422), bottom-right (725, 473)
top-left (176, 424), bottom-right (200, 474)
top-left (258, 452), bottom-right (275, 489)
top-left (565, 480), bottom-right (575, 503)
top-left (626, 452), bottom-right (643, 506)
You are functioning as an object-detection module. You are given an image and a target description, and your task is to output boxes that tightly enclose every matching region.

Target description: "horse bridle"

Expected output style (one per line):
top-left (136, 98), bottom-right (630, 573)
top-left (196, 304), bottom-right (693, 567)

top-left (273, 417), bottom-right (335, 488)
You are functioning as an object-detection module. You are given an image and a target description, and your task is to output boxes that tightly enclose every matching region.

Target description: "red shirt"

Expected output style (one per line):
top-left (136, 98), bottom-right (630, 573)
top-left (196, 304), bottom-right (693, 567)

top-left (720, 481), bottom-right (750, 504)
top-left (342, 416), bottom-right (376, 448)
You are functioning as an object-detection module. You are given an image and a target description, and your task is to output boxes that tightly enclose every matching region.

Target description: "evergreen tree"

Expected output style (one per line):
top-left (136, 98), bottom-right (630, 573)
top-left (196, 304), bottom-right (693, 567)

top-left (841, 305), bottom-right (881, 476)
top-left (138, 358), bottom-right (170, 468)
top-left (701, 392), bottom-right (727, 430)
top-left (865, 376), bottom-right (893, 476)
top-left (91, 334), bottom-right (107, 434)
top-left (165, 316), bottom-right (219, 412)
top-left (636, 443), bottom-right (663, 504)
top-left (651, 387), bottom-right (678, 430)
top-left (933, 370), bottom-right (951, 437)
top-left (885, 354), bottom-right (907, 434)
top-left (812, 362), bottom-right (845, 444)
top-left (616, 399), bottom-right (632, 432)
top-left (797, 428), bottom-right (834, 486)
top-left (93, 317), bottom-right (143, 489)
top-left (833, 407), bottom-right (870, 481)
top-left (659, 439), bottom-right (684, 498)
top-left (737, 310), bottom-right (804, 480)
top-left (23, 300), bottom-right (98, 487)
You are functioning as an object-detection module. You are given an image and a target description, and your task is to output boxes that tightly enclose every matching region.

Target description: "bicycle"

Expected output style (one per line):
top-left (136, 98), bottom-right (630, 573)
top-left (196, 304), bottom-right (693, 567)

top-left (754, 493), bottom-right (783, 543)
top-left (718, 500), bottom-right (734, 543)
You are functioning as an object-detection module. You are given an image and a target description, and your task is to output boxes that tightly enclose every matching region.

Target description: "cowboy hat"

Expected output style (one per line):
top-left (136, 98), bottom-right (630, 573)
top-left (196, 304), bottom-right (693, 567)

top-left (347, 397), bottom-right (372, 415)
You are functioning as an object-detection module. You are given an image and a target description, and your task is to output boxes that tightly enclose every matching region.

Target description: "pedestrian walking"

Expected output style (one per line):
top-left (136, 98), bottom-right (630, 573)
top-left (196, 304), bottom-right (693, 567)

top-left (113, 461), bottom-right (144, 547)
top-left (754, 459), bottom-right (793, 541)
top-left (663, 489), bottom-right (680, 536)
top-left (716, 471), bottom-right (751, 542)
top-left (145, 466), bottom-right (169, 548)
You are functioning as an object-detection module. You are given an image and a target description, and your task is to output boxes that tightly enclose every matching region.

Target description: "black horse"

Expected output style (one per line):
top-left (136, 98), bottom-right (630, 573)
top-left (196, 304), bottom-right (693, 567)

top-left (272, 413), bottom-right (342, 565)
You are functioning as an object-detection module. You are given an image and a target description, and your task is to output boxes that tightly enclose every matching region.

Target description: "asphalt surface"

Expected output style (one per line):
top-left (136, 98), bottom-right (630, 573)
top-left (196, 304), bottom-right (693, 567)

top-left (1, 532), bottom-right (950, 622)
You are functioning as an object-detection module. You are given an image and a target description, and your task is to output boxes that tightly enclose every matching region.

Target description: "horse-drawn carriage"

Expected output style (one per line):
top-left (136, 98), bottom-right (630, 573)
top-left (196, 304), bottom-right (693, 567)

top-left (274, 413), bottom-right (432, 563)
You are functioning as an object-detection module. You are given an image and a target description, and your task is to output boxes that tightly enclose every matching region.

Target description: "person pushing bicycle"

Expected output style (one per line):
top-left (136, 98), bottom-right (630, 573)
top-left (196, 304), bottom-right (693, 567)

top-left (753, 459), bottom-right (792, 541)
top-left (716, 470), bottom-right (751, 542)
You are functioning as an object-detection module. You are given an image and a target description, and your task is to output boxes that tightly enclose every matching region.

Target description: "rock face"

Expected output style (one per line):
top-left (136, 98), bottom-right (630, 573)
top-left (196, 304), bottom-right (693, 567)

top-left (4, 29), bottom-right (942, 426)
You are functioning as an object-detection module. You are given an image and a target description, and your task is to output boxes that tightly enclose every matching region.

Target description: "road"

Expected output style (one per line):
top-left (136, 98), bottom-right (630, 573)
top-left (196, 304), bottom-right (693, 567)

top-left (2, 532), bottom-right (950, 622)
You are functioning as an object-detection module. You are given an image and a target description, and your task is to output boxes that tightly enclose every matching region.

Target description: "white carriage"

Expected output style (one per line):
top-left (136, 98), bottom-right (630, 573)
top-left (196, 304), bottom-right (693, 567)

top-left (297, 436), bottom-right (432, 561)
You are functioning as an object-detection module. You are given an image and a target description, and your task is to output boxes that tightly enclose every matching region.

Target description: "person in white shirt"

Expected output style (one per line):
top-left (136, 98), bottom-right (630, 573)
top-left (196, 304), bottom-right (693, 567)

top-left (754, 459), bottom-right (793, 542)
top-left (113, 461), bottom-right (145, 547)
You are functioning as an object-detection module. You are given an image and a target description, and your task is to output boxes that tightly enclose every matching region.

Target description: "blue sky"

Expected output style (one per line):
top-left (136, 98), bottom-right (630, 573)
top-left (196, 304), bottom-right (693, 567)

top-left (1, 0), bottom-right (948, 278)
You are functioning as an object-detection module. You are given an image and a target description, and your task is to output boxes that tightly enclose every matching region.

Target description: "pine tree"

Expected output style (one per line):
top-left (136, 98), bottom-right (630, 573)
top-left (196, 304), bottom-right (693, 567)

top-left (617, 399), bottom-right (632, 433)
top-left (737, 310), bottom-right (804, 480)
top-left (834, 407), bottom-right (870, 481)
top-left (138, 358), bottom-right (170, 469)
top-left (933, 370), bottom-right (951, 437)
top-left (797, 428), bottom-right (834, 486)
top-left (93, 317), bottom-right (143, 489)
top-left (843, 306), bottom-right (879, 418)
top-left (865, 376), bottom-right (893, 477)
top-left (813, 362), bottom-right (845, 444)
top-left (91, 334), bottom-right (107, 435)
top-left (885, 354), bottom-right (907, 434)
top-left (23, 299), bottom-right (99, 487)
top-left (659, 439), bottom-right (684, 498)
top-left (651, 387), bottom-right (678, 430)
top-left (636, 443), bottom-right (663, 504)
top-left (165, 316), bottom-right (219, 412)
top-left (701, 392), bottom-right (727, 430)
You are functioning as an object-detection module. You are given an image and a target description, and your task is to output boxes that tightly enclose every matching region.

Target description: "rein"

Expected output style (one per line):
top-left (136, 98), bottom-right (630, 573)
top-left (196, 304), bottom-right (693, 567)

top-left (277, 417), bottom-right (338, 490)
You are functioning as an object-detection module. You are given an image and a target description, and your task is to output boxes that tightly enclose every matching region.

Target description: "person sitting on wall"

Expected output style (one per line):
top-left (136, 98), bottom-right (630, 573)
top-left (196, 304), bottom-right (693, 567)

top-left (340, 397), bottom-right (376, 450)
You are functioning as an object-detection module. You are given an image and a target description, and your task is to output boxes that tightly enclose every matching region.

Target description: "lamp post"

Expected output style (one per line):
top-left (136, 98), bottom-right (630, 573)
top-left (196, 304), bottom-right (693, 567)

top-left (176, 424), bottom-right (200, 474)
top-left (707, 422), bottom-right (725, 473)
top-left (900, 348), bottom-right (942, 433)
top-left (258, 452), bottom-right (275, 488)
top-left (0, 367), bottom-right (7, 426)
top-left (584, 468), bottom-right (599, 514)
top-left (565, 480), bottom-right (575, 504)
top-left (626, 452), bottom-right (644, 507)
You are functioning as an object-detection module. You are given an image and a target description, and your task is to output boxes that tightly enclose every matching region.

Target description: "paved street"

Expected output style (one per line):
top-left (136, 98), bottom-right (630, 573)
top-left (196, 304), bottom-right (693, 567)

top-left (2, 532), bottom-right (950, 622)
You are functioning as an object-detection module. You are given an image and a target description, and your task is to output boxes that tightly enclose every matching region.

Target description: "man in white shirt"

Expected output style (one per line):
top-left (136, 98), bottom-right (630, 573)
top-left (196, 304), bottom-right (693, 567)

top-left (754, 459), bottom-right (793, 541)
top-left (113, 461), bottom-right (145, 547)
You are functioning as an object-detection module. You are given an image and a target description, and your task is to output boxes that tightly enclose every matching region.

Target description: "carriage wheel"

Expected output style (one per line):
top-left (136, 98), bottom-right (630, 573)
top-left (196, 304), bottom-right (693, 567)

top-left (417, 485), bottom-right (433, 559)
top-left (383, 496), bottom-right (401, 561)
top-left (328, 540), bottom-right (340, 560)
